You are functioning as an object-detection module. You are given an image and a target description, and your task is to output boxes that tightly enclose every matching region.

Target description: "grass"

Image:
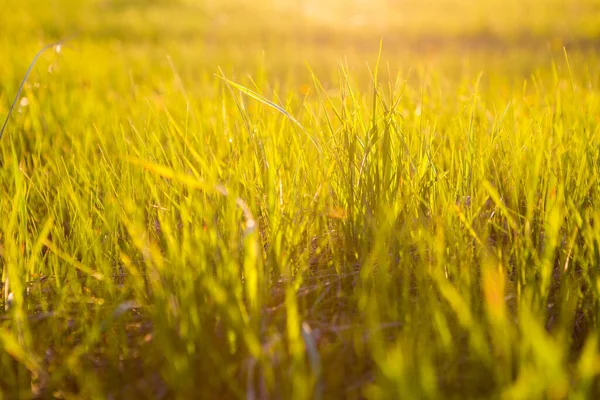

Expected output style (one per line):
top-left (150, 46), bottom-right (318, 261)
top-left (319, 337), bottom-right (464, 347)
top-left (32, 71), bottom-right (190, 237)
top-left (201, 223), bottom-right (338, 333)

top-left (2, 0), bottom-right (600, 398)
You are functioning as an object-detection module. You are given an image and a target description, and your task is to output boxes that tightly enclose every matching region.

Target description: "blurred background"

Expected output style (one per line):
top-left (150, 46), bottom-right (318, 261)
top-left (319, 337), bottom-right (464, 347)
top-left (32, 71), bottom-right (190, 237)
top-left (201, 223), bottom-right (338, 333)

top-left (5, 0), bottom-right (600, 42)
top-left (1, 0), bottom-right (600, 117)
top-left (2, 0), bottom-right (600, 65)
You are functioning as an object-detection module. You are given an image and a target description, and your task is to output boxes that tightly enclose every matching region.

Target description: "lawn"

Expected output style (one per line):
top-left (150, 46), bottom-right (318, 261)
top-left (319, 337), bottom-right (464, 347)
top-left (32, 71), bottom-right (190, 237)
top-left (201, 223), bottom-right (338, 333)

top-left (1, 0), bottom-right (600, 398)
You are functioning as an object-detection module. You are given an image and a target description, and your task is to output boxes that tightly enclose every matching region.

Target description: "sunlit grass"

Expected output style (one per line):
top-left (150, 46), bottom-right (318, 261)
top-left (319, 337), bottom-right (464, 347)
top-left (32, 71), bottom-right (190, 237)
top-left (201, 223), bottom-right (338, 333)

top-left (1, 0), bottom-right (600, 398)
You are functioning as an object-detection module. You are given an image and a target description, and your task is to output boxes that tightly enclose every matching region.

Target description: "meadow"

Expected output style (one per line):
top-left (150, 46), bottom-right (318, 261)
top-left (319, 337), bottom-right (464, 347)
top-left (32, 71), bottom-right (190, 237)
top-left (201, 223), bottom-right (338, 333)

top-left (1, 0), bottom-right (600, 398)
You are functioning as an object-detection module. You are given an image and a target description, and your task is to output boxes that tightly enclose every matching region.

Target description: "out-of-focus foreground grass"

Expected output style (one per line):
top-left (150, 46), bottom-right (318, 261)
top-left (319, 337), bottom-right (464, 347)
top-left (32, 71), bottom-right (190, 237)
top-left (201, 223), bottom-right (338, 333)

top-left (1, 0), bottom-right (600, 398)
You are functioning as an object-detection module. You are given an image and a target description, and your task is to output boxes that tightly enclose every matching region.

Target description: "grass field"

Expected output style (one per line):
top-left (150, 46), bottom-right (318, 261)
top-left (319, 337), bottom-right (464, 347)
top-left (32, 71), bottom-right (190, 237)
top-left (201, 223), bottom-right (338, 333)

top-left (2, 0), bottom-right (600, 398)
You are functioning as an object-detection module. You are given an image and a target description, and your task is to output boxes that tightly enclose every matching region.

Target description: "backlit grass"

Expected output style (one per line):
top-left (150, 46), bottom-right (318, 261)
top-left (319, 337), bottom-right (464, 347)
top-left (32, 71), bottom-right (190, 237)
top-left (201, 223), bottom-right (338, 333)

top-left (2, 1), bottom-right (600, 398)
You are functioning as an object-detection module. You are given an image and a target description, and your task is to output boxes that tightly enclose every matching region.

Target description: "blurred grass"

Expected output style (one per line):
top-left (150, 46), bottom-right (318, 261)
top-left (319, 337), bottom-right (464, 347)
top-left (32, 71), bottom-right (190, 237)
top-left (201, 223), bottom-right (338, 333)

top-left (1, 0), bottom-right (600, 399)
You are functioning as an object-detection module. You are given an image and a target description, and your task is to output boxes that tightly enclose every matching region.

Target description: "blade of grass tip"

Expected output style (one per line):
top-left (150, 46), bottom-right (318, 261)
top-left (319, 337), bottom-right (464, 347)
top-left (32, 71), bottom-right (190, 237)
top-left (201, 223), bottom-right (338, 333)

top-left (215, 73), bottom-right (321, 154)
top-left (467, 72), bottom-right (483, 195)
top-left (370, 38), bottom-right (383, 133)
top-left (563, 47), bottom-right (576, 97)
top-left (217, 67), bottom-right (253, 135)
top-left (361, 40), bottom-right (383, 192)
top-left (305, 63), bottom-right (344, 168)
top-left (306, 62), bottom-right (344, 125)
top-left (563, 47), bottom-right (580, 114)
top-left (0, 37), bottom-right (73, 143)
